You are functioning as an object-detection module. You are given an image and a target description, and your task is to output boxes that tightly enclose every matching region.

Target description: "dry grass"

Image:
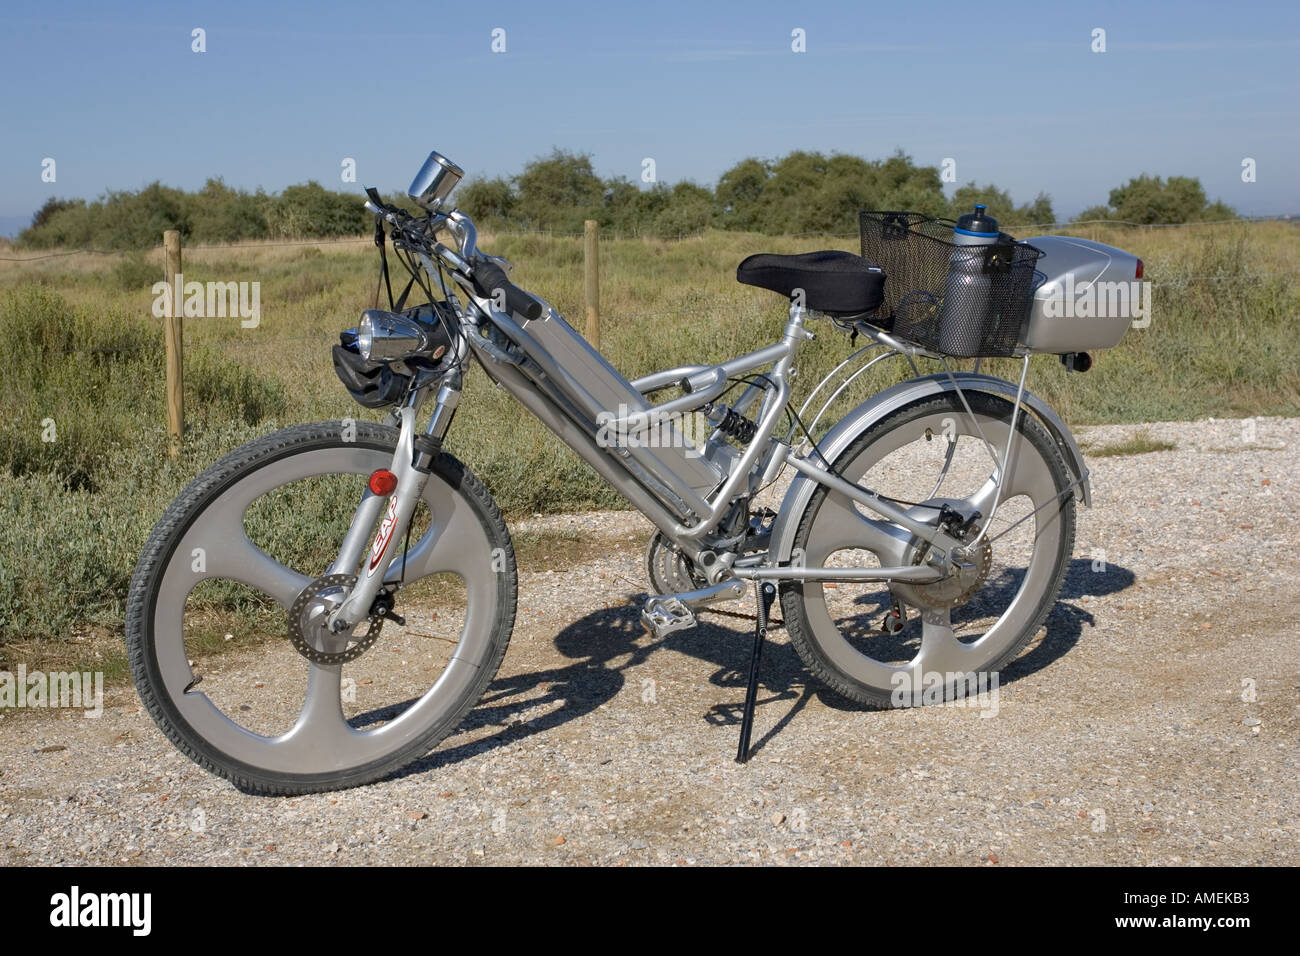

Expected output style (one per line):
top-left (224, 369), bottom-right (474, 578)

top-left (1082, 431), bottom-right (1179, 457)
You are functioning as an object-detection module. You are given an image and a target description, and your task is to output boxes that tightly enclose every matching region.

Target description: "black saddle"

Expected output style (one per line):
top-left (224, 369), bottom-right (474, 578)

top-left (737, 250), bottom-right (885, 315)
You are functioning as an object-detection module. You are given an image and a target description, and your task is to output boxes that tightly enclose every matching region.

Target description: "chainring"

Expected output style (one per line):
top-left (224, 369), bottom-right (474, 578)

top-left (287, 573), bottom-right (384, 665)
top-left (645, 532), bottom-right (707, 595)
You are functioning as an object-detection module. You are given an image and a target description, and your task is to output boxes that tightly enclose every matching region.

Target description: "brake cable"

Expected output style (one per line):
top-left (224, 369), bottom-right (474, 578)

top-left (373, 216), bottom-right (395, 309)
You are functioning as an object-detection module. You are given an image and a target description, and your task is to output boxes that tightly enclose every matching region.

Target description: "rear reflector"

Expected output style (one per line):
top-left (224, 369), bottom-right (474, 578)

top-left (1135, 258), bottom-right (1144, 280)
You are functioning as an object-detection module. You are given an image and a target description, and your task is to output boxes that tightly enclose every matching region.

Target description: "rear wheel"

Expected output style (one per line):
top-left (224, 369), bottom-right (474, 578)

top-left (125, 421), bottom-right (517, 794)
top-left (780, 392), bottom-right (1076, 707)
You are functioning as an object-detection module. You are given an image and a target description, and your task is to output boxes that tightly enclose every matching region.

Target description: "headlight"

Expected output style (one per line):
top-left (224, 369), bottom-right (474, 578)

top-left (357, 309), bottom-right (432, 362)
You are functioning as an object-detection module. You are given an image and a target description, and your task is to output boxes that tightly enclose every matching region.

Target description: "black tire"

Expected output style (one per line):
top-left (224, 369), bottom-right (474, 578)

top-left (780, 392), bottom-right (1076, 708)
top-left (125, 421), bottom-right (517, 795)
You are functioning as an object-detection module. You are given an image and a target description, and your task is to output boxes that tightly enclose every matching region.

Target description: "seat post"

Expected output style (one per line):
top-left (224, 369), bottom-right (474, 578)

top-left (784, 299), bottom-right (808, 340)
top-left (777, 300), bottom-right (812, 377)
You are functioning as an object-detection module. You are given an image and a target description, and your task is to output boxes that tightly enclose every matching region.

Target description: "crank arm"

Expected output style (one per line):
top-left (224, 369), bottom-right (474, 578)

top-left (671, 578), bottom-right (747, 607)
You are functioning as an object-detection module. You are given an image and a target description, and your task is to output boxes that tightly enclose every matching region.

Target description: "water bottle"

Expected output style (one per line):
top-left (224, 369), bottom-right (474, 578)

top-left (938, 204), bottom-right (1000, 356)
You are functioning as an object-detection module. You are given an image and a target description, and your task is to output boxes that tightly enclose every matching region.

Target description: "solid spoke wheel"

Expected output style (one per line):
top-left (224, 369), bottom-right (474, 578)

top-left (126, 421), bottom-right (517, 794)
top-left (780, 391), bottom-right (1076, 707)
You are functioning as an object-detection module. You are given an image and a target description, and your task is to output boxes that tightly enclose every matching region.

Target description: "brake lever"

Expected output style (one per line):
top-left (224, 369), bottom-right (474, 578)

top-left (477, 252), bottom-right (513, 276)
top-left (364, 199), bottom-right (400, 227)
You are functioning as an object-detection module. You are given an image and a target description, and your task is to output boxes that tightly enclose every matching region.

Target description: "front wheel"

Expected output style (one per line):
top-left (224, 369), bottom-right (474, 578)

top-left (125, 421), bottom-right (517, 794)
top-left (780, 391), bottom-right (1076, 708)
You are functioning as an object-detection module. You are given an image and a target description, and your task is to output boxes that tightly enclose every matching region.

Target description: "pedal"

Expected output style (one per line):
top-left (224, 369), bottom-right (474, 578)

top-left (879, 594), bottom-right (909, 636)
top-left (640, 596), bottom-right (698, 639)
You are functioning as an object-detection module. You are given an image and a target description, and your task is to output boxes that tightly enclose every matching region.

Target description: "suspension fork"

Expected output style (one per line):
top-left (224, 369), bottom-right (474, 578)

top-left (327, 373), bottom-right (462, 630)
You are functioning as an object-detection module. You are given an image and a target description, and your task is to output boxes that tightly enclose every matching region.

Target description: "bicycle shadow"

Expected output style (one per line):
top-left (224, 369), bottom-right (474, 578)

top-left (374, 556), bottom-right (1134, 779)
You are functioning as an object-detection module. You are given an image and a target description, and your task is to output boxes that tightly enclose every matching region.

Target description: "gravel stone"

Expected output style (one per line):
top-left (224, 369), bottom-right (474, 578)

top-left (0, 416), bottom-right (1295, 865)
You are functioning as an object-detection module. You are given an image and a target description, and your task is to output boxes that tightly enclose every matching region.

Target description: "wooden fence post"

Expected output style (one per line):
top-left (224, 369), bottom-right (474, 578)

top-left (163, 229), bottom-right (184, 457)
top-left (583, 219), bottom-right (600, 348)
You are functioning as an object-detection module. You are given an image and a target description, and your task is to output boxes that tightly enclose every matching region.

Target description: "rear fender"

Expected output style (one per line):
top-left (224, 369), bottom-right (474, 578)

top-left (768, 372), bottom-right (1090, 566)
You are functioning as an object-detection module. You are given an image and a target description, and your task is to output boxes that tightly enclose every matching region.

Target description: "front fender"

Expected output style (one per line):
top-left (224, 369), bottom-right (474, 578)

top-left (768, 372), bottom-right (1091, 565)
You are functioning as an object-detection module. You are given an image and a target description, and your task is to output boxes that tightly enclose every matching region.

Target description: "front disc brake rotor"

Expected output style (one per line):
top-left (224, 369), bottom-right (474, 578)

top-left (288, 573), bottom-right (384, 665)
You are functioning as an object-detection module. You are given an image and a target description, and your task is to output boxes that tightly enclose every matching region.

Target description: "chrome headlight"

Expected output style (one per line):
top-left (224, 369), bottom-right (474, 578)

top-left (357, 309), bottom-right (432, 362)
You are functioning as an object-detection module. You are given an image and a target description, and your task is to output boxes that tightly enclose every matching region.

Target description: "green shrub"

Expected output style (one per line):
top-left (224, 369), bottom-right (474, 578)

top-left (0, 280), bottom-right (292, 640)
top-left (110, 253), bottom-right (159, 291)
top-left (186, 348), bottom-right (288, 426)
top-left (0, 286), bottom-right (163, 489)
top-left (0, 421), bottom-right (269, 640)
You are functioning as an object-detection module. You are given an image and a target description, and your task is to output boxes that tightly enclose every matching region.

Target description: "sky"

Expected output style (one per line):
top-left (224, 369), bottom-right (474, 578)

top-left (1, 0), bottom-right (1297, 236)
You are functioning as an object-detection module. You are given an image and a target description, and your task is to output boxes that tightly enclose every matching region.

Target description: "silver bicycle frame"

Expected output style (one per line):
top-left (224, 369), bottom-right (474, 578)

top-left (326, 219), bottom-right (1090, 625)
top-left (455, 289), bottom-right (975, 575)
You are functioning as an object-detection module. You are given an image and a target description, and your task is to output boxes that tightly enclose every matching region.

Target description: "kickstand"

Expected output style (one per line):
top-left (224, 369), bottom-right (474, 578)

top-left (736, 581), bottom-right (777, 764)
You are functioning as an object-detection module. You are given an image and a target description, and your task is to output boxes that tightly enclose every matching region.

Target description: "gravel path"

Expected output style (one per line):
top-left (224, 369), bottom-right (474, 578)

top-left (1, 416), bottom-right (1296, 865)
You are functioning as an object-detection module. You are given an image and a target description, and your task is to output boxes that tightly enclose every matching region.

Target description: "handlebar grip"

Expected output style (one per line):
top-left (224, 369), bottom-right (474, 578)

top-left (471, 257), bottom-right (544, 321)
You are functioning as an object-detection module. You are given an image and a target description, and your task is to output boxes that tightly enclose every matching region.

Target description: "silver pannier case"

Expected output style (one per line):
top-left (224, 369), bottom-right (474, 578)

top-left (1019, 235), bottom-right (1145, 353)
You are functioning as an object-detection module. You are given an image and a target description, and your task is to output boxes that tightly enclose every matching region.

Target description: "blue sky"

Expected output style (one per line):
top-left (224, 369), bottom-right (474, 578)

top-left (2, 0), bottom-right (1297, 235)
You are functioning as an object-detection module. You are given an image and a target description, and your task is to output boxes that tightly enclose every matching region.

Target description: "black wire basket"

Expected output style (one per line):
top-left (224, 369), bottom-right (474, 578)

top-left (859, 211), bottom-right (1043, 358)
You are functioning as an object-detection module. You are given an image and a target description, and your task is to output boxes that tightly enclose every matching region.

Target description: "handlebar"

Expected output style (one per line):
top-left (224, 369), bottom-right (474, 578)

top-left (364, 194), bottom-right (542, 321)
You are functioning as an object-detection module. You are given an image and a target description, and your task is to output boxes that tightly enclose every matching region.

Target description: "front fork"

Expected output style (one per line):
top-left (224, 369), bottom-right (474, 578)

top-left (326, 374), bottom-right (462, 631)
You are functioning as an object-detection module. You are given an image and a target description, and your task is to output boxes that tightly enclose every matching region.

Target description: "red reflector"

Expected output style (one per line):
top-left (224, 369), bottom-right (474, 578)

top-left (1135, 258), bottom-right (1144, 280)
top-left (368, 469), bottom-right (398, 496)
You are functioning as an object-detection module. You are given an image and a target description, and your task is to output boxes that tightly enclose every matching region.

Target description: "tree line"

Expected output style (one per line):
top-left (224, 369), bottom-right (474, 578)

top-left (18, 149), bottom-right (1236, 249)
